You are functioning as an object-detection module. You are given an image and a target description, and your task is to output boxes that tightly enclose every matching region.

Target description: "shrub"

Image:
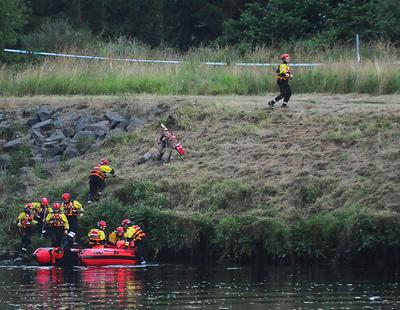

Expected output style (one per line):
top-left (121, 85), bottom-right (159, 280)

top-left (8, 144), bottom-right (32, 174)
top-left (114, 180), bottom-right (169, 209)
top-left (193, 179), bottom-right (253, 210)
top-left (21, 18), bottom-right (95, 51)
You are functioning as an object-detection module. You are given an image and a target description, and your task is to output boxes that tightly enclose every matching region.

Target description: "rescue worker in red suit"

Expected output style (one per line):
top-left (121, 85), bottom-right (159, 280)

top-left (268, 53), bottom-right (293, 109)
top-left (121, 219), bottom-right (147, 264)
top-left (61, 192), bottom-right (83, 239)
top-left (136, 124), bottom-right (184, 165)
top-left (88, 221), bottom-right (107, 248)
top-left (88, 159), bottom-right (115, 204)
top-left (46, 202), bottom-right (69, 247)
top-left (17, 204), bottom-right (38, 253)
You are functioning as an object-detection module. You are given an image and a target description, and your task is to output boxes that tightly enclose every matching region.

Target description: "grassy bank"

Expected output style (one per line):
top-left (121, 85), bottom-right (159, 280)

top-left (0, 95), bottom-right (399, 264)
top-left (1, 44), bottom-right (400, 96)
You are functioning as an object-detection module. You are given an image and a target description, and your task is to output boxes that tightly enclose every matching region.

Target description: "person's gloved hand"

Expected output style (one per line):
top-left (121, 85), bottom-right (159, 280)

top-left (64, 230), bottom-right (68, 235)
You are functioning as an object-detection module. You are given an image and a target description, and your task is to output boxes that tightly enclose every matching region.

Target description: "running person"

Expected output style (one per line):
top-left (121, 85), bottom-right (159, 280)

top-left (268, 53), bottom-right (292, 109)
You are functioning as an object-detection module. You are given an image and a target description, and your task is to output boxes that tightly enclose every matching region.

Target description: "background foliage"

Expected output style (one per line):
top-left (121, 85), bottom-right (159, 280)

top-left (1, 0), bottom-right (398, 53)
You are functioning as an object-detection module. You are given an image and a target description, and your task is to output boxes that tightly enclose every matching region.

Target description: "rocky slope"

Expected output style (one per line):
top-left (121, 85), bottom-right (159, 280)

top-left (0, 94), bottom-right (399, 263)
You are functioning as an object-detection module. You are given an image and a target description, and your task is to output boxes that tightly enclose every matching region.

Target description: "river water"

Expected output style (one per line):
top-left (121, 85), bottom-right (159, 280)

top-left (0, 263), bottom-right (398, 309)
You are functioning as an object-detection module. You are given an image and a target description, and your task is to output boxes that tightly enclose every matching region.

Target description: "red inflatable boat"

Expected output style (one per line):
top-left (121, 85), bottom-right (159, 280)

top-left (34, 246), bottom-right (139, 266)
top-left (80, 247), bottom-right (139, 266)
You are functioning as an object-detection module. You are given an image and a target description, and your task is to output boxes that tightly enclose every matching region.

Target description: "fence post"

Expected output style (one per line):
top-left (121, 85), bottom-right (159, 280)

top-left (355, 34), bottom-right (361, 63)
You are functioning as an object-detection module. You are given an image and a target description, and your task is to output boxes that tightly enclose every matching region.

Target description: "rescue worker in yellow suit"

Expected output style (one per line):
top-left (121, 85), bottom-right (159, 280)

top-left (108, 226), bottom-right (125, 247)
top-left (121, 219), bottom-right (147, 264)
top-left (17, 204), bottom-right (38, 253)
top-left (31, 197), bottom-right (52, 237)
top-left (46, 202), bottom-right (69, 247)
top-left (61, 193), bottom-right (83, 244)
top-left (88, 221), bottom-right (107, 248)
top-left (268, 53), bottom-right (293, 109)
top-left (88, 159), bottom-right (115, 205)
top-left (136, 124), bottom-right (184, 165)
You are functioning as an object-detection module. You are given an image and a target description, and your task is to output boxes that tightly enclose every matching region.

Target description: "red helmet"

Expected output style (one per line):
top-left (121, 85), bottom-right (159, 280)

top-left (116, 226), bottom-right (124, 235)
top-left (53, 202), bottom-right (61, 210)
top-left (41, 197), bottom-right (49, 206)
top-left (100, 158), bottom-right (109, 165)
top-left (62, 193), bottom-right (71, 201)
top-left (97, 220), bottom-right (107, 229)
top-left (24, 203), bottom-right (32, 212)
top-left (121, 219), bottom-right (131, 227)
top-left (280, 53), bottom-right (290, 61)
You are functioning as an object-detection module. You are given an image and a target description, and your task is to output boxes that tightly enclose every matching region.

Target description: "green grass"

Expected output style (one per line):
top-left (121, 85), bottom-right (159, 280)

top-left (1, 44), bottom-right (400, 96)
top-left (0, 96), bottom-right (399, 263)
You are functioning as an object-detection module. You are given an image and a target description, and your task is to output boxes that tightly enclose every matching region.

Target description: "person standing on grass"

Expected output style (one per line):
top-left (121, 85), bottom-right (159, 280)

top-left (87, 158), bottom-right (115, 205)
top-left (268, 53), bottom-right (292, 109)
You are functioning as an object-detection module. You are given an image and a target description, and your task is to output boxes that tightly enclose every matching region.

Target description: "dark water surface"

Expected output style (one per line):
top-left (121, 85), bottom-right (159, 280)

top-left (0, 263), bottom-right (399, 309)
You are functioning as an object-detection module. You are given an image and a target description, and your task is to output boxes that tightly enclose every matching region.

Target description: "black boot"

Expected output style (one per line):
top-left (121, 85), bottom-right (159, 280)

top-left (268, 100), bottom-right (275, 109)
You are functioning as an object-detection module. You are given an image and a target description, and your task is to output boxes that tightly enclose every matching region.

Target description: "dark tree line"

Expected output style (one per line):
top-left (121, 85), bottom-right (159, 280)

top-left (1, 0), bottom-right (399, 51)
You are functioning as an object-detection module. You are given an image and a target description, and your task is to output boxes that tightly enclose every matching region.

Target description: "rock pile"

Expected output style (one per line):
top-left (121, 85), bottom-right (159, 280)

top-left (0, 106), bottom-right (144, 168)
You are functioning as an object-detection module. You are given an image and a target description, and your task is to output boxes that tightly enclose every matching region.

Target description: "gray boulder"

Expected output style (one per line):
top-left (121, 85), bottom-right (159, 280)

top-left (30, 129), bottom-right (45, 146)
top-left (32, 119), bottom-right (54, 132)
top-left (75, 115), bottom-right (92, 133)
top-left (42, 141), bottom-right (65, 158)
top-left (45, 130), bottom-right (66, 143)
top-left (61, 137), bottom-right (73, 147)
top-left (74, 131), bottom-right (96, 154)
top-left (105, 112), bottom-right (125, 128)
top-left (62, 125), bottom-right (76, 138)
top-left (45, 155), bottom-right (63, 169)
top-left (64, 145), bottom-right (80, 158)
top-left (115, 120), bottom-right (129, 130)
top-left (0, 112), bottom-right (6, 122)
top-left (0, 121), bottom-right (11, 131)
top-left (0, 153), bottom-right (11, 167)
top-left (36, 106), bottom-right (52, 122)
top-left (25, 116), bottom-right (39, 127)
top-left (3, 138), bottom-right (22, 151)
top-left (85, 120), bottom-right (110, 138)
top-left (60, 111), bottom-right (83, 123)
top-left (126, 117), bottom-right (144, 132)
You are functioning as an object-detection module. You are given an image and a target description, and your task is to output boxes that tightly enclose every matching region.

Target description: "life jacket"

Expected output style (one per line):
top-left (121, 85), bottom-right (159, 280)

top-left (19, 213), bottom-right (34, 229)
top-left (128, 225), bottom-right (146, 241)
top-left (88, 229), bottom-right (105, 245)
top-left (90, 164), bottom-right (107, 181)
top-left (276, 63), bottom-right (291, 81)
top-left (49, 213), bottom-right (65, 227)
top-left (109, 231), bottom-right (124, 244)
top-left (63, 201), bottom-right (79, 217)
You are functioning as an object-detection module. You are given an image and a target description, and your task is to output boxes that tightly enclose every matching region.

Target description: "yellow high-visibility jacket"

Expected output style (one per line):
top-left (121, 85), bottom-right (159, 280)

top-left (88, 229), bottom-right (106, 244)
top-left (90, 164), bottom-right (114, 181)
top-left (124, 225), bottom-right (146, 242)
top-left (46, 213), bottom-right (69, 230)
top-left (17, 212), bottom-right (37, 229)
top-left (276, 63), bottom-right (291, 80)
top-left (108, 231), bottom-right (125, 244)
top-left (62, 200), bottom-right (84, 217)
top-left (31, 202), bottom-right (52, 218)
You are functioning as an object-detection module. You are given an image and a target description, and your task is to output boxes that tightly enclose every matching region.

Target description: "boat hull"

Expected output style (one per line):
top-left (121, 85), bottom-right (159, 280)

top-left (80, 248), bottom-right (139, 266)
top-left (34, 247), bottom-right (139, 266)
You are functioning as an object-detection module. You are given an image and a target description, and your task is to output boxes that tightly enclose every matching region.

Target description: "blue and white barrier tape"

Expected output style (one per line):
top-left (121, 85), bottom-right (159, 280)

top-left (4, 48), bottom-right (323, 67)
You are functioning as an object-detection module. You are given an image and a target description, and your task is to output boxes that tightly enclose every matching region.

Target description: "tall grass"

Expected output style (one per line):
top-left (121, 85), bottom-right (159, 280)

top-left (1, 42), bottom-right (400, 95)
